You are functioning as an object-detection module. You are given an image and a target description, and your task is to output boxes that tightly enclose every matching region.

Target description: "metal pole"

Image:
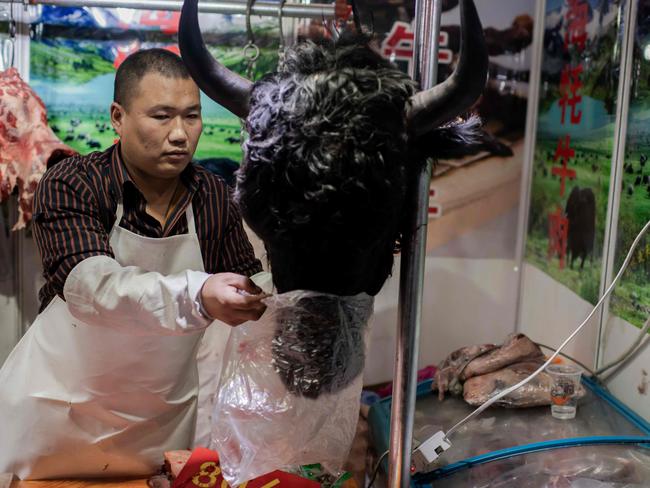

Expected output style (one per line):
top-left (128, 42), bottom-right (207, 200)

top-left (596, 0), bottom-right (637, 368)
top-left (12, 0), bottom-right (32, 336)
top-left (513, 0), bottom-right (547, 332)
top-left (0, 0), bottom-right (336, 19)
top-left (387, 0), bottom-right (440, 487)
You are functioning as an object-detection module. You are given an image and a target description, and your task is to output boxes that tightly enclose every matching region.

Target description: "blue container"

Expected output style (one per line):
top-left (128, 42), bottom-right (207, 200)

top-left (368, 377), bottom-right (650, 486)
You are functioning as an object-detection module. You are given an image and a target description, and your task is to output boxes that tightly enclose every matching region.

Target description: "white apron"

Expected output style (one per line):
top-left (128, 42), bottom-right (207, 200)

top-left (0, 202), bottom-right (228, 479)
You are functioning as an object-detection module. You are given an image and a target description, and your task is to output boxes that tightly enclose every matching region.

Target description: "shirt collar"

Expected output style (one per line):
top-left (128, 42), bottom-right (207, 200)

top-left (108, 143), bottom-right (201, 201)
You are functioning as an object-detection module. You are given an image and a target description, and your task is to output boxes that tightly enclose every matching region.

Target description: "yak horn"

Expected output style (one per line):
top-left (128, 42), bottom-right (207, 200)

top-left (406, 0), bottom-right (488, 137)
top-left (179, 0), bottom-right (253, 118)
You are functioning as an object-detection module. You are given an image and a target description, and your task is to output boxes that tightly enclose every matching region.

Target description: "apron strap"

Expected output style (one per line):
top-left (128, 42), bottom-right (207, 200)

top-left (114, 202), bottom-right (125, 229)
top-left (185, 203), bottom-right (197, 236)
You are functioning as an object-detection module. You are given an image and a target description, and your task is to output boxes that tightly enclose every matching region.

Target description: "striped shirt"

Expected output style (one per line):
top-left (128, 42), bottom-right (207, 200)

top-left (33, 144), bottom-right (262, 312)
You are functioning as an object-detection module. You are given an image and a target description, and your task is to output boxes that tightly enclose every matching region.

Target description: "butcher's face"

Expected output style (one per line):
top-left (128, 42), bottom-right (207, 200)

top-left (111, 73), bottom-right (202, 179)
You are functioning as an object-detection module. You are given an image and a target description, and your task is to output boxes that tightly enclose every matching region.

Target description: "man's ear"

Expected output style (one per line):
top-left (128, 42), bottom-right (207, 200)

top-left (110, 102), bottom-right (125, 137)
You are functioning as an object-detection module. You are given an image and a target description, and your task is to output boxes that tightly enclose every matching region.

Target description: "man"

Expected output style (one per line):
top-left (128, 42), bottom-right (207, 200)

top-left (0, 49), bottom-right (265, 479)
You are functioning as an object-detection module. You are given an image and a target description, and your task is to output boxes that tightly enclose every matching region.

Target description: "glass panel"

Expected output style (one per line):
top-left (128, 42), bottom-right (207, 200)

top-left (432, 445), bottom-right (650, 487)
top-left (609, 0), bottom-right (650, 328)
top-left (410, 386), bottom-right (646, 468)
top-left (524, 0), bottom-right (623, 301)
top-left (354, 0), bottom-right (536, 385)
top-left (369, 384), bottom-right (649, 484)
top-left (598, 0), bottom-right (650, 423)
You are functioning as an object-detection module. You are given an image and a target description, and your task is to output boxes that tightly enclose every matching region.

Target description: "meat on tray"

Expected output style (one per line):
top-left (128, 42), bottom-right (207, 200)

top-left (433, 343), bottom-right (498, 401)
top-left (432, 333), bottom-right (559, 407)
top-left (433, 333), bottom-right (545, 401)
top-left (0, 68), bottom-right (75, 229)
top-left (460, 333), bottom-right (545, 381)
top-left (463, 360), bottom-right (551, 407)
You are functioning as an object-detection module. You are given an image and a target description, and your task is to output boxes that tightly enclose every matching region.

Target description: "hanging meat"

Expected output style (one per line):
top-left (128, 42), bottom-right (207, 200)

top-left (0, 68), bottom-right (75, 229)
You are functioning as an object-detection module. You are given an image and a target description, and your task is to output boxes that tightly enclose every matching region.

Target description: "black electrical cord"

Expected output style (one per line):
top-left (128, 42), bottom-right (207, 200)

top-left (367, 450), bottom-right (388, 488)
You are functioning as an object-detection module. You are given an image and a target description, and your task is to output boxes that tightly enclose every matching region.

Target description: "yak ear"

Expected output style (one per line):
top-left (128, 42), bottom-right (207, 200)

top-left (178, 0), bottom-right (253, 118)
top-left (405, 0), bottom-right (488, 138)
top-left (414, 115), bottom-right (512, 160)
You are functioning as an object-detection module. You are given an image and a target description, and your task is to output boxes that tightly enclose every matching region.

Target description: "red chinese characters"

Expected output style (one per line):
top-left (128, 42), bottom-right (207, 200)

top-left (558, 64), bottom-right (583, 125)
top-left (381, 21), bottom-right (452, 69)
top-left (552, 135), bottom-right (577, 197)
top-left (564, 0), bottom-right (588, 51)
top-left (548, 0), bottom-right (587, 269)
top-left (548, 206), bottom-right (569, 269)
top-left (170, 448), bottom-right (322, 488)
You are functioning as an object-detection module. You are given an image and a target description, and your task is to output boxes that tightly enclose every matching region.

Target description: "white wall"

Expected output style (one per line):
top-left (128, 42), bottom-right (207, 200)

top-left (0, 202), bottom-right (20, 365)
top-left (518, 263), bottom-right (600, 370)
top-left (599, 315), bottom-right (650, 422)
top-left (0, 256), bottom-right (19, 364)
top-left (0, 232), bottom-right (41, 365)
top-left (364, 256), bottom-right (520, 385)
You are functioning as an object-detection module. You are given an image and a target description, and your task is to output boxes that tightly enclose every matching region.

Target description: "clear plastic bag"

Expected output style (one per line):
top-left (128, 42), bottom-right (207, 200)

top-left (210, 290), bottom-right (374, 485)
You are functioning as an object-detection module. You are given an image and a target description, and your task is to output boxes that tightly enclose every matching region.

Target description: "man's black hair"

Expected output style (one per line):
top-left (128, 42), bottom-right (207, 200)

top-left (114, 48), bottom-right (191, 109)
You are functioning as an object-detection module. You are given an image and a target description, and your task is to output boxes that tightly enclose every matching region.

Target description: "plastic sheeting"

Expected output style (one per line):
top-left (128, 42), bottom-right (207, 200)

top-left (210, 290), bottom-right (374, 486)
top-left (430, 445), bottom-right (650, 487)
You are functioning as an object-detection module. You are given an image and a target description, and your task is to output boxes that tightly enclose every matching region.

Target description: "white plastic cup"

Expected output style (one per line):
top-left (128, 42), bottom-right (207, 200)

top-left (546, 364), bottom-right (582, 420)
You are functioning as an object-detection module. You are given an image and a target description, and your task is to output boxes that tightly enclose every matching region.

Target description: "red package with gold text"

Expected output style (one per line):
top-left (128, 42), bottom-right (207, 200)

top-left (172, 448), bottom-right (321, 488)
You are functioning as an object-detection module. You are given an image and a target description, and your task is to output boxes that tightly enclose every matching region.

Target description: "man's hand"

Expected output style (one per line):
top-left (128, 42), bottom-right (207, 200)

top-left (200, 273), bottom-right (268, 326)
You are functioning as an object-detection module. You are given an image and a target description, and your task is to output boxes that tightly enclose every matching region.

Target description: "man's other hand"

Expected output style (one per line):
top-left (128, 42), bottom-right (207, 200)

top-left (200, 273), bottom-right (268, 326)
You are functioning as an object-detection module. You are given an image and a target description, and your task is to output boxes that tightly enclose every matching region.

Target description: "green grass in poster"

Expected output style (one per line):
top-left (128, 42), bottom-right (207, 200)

top-left (48, 111), bottom-right (244, 161)
top-left (32, 31), bottom-right (281, 164)
top-left (32, 38), bottom-right (282, 163)
top-left (525, 135), bottom-right (613, 305)
top-left (31, 42), bottom-right (115, 83)
top-left (609, 134), bottom-right (650, 327)
top-left (526, 132), bottom-right (650, 325)
top-left (526, 4), bottom-right (650, 329)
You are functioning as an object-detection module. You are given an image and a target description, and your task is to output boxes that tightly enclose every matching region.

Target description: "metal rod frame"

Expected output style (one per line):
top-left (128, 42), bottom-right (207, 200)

top-left (387, 0), bottom-right (440, 487)
top-left (513, 0), bottom-right (547, 332)
top-left (0, 0), bottom-right (336, 19)
top-left (597, 0), bottom-right (637, 368)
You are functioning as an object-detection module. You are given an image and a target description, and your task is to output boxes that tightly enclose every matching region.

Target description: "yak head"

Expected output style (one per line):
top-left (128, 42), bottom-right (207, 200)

top-left (179, 0), bottom-right (489, 398)
top-left (179, 0), bottom-right (489, 298)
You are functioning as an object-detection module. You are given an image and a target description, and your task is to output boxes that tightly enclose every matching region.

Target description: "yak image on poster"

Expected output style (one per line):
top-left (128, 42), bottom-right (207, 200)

top-left (347, 0), bottom-right (534, 258)
top-left (610, 0), bottom-right (650, 328)
top-left (525, 0), bottom-right (621, 304)
top-left (28, 6), bottom-right (280, 183)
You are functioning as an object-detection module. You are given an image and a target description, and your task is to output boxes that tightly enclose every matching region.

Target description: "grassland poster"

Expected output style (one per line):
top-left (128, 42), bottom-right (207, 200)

top-left (526, 0), bottom-right (621, 305)
top-left (28, 6), bottom-right (280, 183)
top-left (609, 0), bottom-right (650, 327)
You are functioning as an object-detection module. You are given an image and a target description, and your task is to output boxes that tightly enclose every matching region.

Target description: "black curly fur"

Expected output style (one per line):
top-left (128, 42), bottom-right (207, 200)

top-left (237, 35), bottom-right (495, 297)
top-left (238, 36), bottom-right (416, 296)
top-left (233, 35), bottom-right (498, 397)
top-left (271, 294), bottom-right (372, 398)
